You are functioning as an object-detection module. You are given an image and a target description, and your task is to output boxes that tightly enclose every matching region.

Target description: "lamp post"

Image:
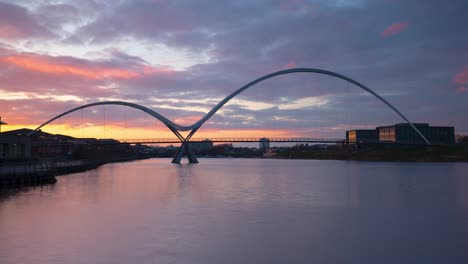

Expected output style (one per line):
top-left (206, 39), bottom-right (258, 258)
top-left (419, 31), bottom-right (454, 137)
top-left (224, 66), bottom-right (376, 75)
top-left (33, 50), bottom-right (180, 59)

top-left (0, 116), bottom-right (7, 133)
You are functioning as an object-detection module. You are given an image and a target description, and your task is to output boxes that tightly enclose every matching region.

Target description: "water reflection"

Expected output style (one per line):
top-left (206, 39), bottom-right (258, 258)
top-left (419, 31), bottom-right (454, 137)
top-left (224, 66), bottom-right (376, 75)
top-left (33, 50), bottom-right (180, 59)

top-left (454, 163), bottom-right (468, 211)
top-left (1, 159), bottom-right (467, 264)
top-left (344, 162), bottom-right (462, 210)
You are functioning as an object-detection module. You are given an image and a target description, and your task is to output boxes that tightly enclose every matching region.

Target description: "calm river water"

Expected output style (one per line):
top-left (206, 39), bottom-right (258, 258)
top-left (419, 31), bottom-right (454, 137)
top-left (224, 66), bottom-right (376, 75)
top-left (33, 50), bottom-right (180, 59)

top-left (1, 159), bottom-right (468, 264)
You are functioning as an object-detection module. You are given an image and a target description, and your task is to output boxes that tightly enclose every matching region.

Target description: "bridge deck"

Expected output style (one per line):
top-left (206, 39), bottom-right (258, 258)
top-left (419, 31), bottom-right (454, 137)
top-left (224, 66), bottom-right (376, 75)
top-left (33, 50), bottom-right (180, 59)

top-left (118, 138), bottom-right (347, 144)
top-left (31, 138), bottom-right (427, 146)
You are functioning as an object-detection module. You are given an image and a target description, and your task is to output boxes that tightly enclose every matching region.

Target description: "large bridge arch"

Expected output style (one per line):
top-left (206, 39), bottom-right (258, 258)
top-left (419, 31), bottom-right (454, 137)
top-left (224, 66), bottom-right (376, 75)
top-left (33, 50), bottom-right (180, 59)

top-left (185, 68), bottom-right (430, 145)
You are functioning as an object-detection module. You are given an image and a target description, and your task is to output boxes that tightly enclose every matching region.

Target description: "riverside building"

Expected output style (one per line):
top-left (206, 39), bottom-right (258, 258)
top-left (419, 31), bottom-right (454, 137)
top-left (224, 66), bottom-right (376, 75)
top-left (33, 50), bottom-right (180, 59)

top-left (346, 123), bottom-right (455, 145)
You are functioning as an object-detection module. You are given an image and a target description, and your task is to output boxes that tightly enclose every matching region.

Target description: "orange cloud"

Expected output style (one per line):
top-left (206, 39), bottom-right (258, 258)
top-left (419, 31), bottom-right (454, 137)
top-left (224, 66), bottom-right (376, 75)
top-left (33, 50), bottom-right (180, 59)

top-left (380, 21), bottom-right (409, 37)
top-left (2, 54), bottom-right (173, 80)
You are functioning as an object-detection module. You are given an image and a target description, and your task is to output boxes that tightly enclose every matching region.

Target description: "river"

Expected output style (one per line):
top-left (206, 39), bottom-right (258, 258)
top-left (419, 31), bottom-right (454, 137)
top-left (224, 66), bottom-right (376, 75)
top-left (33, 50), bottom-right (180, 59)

top-left (1, 159), bottom-right (467, 264)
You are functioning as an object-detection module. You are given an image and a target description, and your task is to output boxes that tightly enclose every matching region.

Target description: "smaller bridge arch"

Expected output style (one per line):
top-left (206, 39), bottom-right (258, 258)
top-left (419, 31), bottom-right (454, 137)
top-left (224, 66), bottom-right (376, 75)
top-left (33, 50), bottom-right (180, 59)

top-left (27, 101), bottom-right (199, 162)
top-left (27, 101), bottom-right (186, 136)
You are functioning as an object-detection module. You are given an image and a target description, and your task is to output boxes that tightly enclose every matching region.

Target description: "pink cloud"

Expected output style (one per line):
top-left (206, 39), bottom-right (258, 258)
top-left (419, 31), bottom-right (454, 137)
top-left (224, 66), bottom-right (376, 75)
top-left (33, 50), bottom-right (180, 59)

top-left (380, 21), bottom-right (409, 37)
top-left (283, 60), bottom-right (296, 69)
top-left (0, 99), bottom-right (82, 126)
top-left (0, 48), bottom-right (179, 101)
top-left (453, 67), bottom-right (468, 93)
top-left (174, 115), bottom-right (204, 125)
top-left (0, 25), bottom-right (25, 39)
top-left (2, 53), bottom-right (174, 80)
top-left (457, 87), bottom-right (468, 93)
top-left (0, 98), bottom-right (171, 131)
top-left (454, 66), bottom-right (468, 85)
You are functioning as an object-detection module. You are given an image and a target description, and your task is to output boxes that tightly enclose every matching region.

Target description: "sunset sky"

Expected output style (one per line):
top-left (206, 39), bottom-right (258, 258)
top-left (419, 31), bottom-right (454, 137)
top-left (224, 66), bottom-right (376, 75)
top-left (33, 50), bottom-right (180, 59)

top-left (1, 0), bottom-right (467, 140)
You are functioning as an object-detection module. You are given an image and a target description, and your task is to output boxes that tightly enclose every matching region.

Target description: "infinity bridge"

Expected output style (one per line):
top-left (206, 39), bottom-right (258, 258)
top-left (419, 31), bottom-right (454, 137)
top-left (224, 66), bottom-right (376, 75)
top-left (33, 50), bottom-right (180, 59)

top-left (28, 68), bottom-right (431, 164)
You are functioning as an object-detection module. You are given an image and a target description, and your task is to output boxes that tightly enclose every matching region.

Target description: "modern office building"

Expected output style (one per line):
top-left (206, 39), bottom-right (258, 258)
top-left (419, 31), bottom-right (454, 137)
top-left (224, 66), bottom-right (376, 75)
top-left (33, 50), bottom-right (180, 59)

top-left (346, 130), bottom-right (378, 143)
top-left (346, 123), bottom-right (455, 145)
top-left (377, 123), bottom-right (455, 145)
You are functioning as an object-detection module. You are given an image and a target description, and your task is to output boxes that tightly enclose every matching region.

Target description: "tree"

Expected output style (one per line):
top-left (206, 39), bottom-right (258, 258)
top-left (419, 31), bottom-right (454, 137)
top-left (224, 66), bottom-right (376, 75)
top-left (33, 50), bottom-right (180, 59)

top-left (456, 135), bottom-right (468, 144)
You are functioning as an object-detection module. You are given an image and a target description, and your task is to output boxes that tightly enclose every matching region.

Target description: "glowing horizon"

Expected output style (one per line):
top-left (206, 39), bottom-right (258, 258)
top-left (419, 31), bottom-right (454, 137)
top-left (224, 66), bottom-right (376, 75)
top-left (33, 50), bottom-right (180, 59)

top-left (1, 124), bottom-right (301, 141)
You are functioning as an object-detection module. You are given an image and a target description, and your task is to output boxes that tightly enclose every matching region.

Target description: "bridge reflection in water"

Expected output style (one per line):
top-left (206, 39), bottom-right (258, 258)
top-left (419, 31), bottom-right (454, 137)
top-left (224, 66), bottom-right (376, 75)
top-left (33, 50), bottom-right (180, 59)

top-left (124, 138), bottom-right (347, 164)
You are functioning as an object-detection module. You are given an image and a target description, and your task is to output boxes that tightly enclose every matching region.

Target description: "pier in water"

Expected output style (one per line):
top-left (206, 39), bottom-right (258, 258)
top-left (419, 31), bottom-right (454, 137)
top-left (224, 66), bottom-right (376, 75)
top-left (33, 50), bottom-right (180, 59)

top-left (1, 159), bottom-right (467, 263)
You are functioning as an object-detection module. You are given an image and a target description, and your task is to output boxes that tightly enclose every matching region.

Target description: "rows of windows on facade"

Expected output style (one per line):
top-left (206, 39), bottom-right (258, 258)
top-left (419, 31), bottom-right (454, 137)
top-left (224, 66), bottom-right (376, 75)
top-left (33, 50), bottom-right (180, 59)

top-left (346, 123), bottom-right (455, 145)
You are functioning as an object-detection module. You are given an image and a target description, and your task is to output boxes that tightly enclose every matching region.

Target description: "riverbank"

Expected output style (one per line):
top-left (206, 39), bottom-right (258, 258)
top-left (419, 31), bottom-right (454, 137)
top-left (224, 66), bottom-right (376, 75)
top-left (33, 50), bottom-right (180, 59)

top-left (0, 156), bottom-right (147, 188)
top-left (273, 144), bottom-right (468, 162)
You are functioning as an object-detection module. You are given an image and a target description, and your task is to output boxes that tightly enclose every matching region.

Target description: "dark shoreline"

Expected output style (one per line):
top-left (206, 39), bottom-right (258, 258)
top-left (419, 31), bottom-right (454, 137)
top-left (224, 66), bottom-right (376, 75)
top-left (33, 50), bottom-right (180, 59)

top-left (2, 145), bottom-right (467, 189)
top-left (0, 156), bottom-right (147, 188)
top-left (271, 145), bottom-right (468, 163)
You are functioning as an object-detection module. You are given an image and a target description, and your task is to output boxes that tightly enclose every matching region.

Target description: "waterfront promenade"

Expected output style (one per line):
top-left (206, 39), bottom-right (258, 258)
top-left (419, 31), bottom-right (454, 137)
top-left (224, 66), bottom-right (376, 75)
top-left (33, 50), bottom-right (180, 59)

top-left (0, 157), bottom-right (143, 187)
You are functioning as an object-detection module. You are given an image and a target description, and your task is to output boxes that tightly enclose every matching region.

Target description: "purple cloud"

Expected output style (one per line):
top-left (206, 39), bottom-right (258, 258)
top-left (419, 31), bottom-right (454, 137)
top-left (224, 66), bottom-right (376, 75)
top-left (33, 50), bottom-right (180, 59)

top-left (0, 2), bottom-right (52, 40)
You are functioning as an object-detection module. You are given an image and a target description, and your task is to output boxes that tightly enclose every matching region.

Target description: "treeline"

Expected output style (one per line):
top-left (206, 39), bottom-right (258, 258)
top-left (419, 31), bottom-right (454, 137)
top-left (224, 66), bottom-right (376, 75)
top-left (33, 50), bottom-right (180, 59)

top-left (275, 144), bottom-right (468, 162)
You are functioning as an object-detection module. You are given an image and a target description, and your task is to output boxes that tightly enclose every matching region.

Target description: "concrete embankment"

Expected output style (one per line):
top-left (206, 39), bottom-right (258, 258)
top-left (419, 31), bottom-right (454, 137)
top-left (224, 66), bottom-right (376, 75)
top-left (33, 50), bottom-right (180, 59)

top-left (0, 169), bottom-right (57, 187)
top-left (0, 157), bottom-right (145, 188)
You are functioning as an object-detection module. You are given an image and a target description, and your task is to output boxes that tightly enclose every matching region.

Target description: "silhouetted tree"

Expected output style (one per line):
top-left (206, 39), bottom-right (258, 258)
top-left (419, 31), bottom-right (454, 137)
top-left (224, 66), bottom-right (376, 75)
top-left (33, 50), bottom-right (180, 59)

top-left (456, 135), bottom-right (468, 144)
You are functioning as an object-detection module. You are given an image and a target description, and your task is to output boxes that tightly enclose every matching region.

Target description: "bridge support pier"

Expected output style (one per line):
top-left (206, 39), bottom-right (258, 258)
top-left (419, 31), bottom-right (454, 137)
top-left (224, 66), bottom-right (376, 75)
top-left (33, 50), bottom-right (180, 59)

top-left (172, 142), bottom-right (199, 164)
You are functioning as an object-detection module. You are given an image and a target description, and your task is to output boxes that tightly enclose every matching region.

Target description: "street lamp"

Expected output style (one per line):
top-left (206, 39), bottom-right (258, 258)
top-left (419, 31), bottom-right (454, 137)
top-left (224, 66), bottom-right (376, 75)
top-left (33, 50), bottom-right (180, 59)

top-left (0, 116), bottom-right (7, 133)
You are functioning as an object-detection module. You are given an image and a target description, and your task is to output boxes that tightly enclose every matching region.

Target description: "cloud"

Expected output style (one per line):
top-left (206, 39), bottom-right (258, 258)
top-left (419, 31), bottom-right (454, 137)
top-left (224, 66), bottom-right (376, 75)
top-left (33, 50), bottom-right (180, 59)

top-left (2, 53), bottom-right (174, 80)
top-left (457, 87), bottom-right (468, 93)
top-left (278, 0), bottom-right (314, 14)
top-left (0, 98), bottom-right (82, 125)
top-left (380, 21), bottom-right (409, 37)
top-left (454, 67), bottom-right (468, 85)
top-left (0, 46), bottom-right (182, 103)
top-left (34, 4), bottom-right (82, 30)
top-left (453, 67), bottom-right (468, 93)
top-left (0, 2), bottom-right (52, 40)
top-left (278, 96), bottom-right (330, 110)
top-left (283, 61), bottom-right (296, 69)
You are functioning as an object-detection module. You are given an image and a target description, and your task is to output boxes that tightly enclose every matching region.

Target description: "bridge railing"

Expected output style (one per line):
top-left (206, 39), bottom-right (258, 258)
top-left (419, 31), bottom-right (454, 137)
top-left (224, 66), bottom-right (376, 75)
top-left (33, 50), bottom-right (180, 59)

top-left (116, 138), bottom-right (429, 145)
top-left (30, 138), bottom-right (430, 146)
top-left (117, 138), bottom-right (347, 143)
